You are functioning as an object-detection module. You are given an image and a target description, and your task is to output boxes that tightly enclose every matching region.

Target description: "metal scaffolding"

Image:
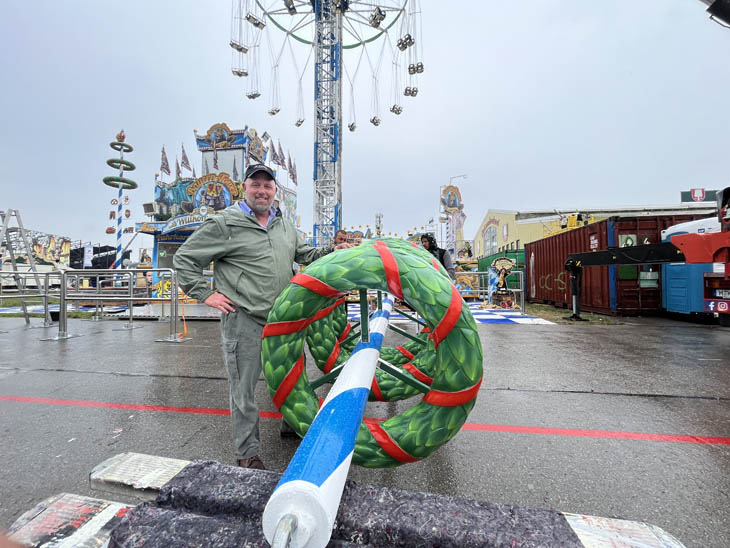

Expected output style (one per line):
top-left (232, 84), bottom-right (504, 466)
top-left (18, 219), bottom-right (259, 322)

top-left (312, 0), bottom-right (342, 246)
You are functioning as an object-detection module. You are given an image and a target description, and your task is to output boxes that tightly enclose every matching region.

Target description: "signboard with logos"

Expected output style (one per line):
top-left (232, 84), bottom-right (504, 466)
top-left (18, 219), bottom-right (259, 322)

top-left (680, 188), bottom-right (717, 203)
top-left (704, 299), bottom-right (730, 314)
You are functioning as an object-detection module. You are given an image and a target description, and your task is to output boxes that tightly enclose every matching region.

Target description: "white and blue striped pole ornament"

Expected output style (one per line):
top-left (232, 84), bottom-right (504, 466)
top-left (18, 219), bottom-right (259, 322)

top-left (102, 131), bottom-right (137, 268)
top-left (262, 295), bottom-right (395, 548)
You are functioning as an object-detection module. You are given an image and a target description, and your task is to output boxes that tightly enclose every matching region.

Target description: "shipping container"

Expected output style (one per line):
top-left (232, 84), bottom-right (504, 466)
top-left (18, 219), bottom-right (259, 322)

top-left (525, 214), bottom-right (713, 315)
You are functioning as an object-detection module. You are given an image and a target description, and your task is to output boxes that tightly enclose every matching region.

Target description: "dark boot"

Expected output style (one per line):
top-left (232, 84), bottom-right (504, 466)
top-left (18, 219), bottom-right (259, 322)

top-left (237, 455), bottom-right (265, 470)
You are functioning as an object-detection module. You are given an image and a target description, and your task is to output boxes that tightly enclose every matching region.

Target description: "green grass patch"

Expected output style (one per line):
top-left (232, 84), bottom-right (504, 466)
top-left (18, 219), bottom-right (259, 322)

top-left (0, 311), bottom-right (95, 319)
top-left (0, 297), bottom-right (61, 307)
top-left (524, 303), bottom-right (620, 325)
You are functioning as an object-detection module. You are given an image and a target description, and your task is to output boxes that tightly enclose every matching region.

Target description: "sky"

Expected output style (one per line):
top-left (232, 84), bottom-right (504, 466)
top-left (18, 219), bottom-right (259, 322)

top-left (1, 0), bottom-right (728, 250)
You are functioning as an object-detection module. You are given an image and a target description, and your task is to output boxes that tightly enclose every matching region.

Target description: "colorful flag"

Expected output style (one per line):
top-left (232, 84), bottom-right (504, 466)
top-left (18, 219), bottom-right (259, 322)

top-left (277, 141), bottom-right (286, 169)
top-left (175, 157), bottom-right (181, 180)
top-left (232, 157), bottom-right (239, 181)
top-left (269, 141), bottom-right (277, 166)
top-left (287, 152), bottom-right (293, 174)
top-left (291, 160), bottom-right (298, 186)
top-left (181, 143), bottom-right (191, 171)
top-left (213, 141), bottom-right (219, 170)
top-left (160, 146), bottom-right (171, 176)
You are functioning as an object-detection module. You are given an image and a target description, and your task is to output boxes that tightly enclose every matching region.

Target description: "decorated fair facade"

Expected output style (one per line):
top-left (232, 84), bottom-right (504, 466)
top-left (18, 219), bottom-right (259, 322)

top-left (0, 230), bottom-right (72, 271)
top-left (135, 123), bottom-right (299, 295)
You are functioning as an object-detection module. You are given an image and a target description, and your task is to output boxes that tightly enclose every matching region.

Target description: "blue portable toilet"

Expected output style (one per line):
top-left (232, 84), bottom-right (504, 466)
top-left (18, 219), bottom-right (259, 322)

top-left (661, 217), bottom-right (721, 314)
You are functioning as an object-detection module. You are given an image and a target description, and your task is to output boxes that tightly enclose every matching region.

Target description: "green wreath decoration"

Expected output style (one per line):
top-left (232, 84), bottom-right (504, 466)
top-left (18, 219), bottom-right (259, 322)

top-left (110, 140), bottom-right (133, 153)
top-left (102, 176), bottom-right (138, 190)
top-left (262, 238), bottom-right (483, 468)
top-left (106, 158), bottom-right (136, 172)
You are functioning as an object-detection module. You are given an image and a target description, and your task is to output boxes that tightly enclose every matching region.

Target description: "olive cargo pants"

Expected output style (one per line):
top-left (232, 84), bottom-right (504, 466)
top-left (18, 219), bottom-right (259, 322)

top-left (220, 308), bottom-right (264, 460)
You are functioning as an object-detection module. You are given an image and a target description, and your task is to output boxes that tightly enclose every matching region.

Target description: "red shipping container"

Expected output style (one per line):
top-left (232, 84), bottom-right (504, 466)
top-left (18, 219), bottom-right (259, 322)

top-left (525, 214), bottom-right (711, 315)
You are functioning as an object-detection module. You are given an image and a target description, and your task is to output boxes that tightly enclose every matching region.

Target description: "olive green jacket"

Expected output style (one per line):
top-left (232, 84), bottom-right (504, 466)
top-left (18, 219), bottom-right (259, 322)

top-left (173, 204), bottom-right (332, 324)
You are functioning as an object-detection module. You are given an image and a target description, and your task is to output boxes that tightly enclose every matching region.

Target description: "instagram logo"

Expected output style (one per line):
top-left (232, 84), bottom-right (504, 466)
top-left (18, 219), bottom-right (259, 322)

top-left (719, 301), bottom-right (729, 312)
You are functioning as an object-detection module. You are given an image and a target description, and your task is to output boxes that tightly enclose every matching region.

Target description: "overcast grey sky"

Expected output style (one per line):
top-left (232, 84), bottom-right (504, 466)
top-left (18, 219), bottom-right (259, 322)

top-left (1, 1), bottom-right (728, 247)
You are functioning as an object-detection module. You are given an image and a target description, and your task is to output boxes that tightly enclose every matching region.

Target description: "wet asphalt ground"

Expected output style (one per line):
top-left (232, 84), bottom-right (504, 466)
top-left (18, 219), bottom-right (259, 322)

top-left (0, 313), bottom-right (728, 547)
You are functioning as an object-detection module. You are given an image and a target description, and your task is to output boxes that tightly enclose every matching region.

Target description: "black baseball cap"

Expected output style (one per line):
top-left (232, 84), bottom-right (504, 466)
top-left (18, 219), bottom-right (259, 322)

top-left (245, 163), bottom-right (275, 180)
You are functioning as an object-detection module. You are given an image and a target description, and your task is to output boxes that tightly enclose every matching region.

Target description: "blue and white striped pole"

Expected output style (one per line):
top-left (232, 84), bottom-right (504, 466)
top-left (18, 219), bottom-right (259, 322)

top-left (113, 147), bottom-right (124, 269)
top-left (262, 294), bottom-right (395, 548)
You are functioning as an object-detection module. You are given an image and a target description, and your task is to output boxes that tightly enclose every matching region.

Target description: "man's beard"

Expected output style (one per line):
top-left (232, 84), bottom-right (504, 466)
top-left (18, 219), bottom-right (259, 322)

top-left (247, 198), bottom-right (271, 214)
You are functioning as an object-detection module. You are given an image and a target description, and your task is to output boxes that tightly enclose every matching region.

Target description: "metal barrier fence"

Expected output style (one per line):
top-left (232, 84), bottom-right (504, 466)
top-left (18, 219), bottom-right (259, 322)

top-left (0, 270), bottom-right (62, 328)
top-left (455, 270), bottom-right (525, 311)
top-left (49, 269), bottom-right (185, 342)
top-left (0, 269), bottom-right (189, 342)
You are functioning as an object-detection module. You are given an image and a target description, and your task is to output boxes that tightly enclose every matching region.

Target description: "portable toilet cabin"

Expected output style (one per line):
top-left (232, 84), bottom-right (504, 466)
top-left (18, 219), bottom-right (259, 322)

top-left (661, 217), bottom-right (721, 315)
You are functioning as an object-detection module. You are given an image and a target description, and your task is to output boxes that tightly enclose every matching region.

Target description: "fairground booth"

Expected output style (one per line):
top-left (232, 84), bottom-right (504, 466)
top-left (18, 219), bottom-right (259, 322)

top-left (135, 123), bottom-right (299, 310)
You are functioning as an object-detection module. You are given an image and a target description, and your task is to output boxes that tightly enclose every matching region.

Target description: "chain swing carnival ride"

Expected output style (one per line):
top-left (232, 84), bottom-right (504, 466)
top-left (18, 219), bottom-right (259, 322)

top-left (229, 0), bottom-right (424, 246)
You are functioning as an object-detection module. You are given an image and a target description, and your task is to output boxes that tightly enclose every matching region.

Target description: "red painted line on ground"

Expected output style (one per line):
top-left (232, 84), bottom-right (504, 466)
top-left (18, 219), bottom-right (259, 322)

top-left (0, 395), bottom-right (230, 416)
top-left (3, 395), bottom-right (729, 445)
top-left (460, 423), bottom-right (730, 445)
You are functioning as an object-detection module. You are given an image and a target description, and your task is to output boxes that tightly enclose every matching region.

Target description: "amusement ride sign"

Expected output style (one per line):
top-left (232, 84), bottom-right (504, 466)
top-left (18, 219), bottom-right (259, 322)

top-left (680, 188), bottom-right (717, 203)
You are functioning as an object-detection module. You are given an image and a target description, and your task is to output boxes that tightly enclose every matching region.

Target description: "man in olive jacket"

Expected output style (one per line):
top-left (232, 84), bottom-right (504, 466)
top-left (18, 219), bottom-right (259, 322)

top-left (174, 164), bottom-right (350, 470)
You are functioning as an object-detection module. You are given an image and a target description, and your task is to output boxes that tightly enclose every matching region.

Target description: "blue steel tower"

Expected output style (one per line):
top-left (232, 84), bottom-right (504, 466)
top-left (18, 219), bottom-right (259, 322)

top-left (312, 0), bottom-right (343, 246)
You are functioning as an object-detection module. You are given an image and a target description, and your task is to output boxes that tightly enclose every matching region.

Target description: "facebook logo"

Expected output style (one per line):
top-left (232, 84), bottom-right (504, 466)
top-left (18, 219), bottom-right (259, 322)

top-left (705, 299), bottom-right (730, 313)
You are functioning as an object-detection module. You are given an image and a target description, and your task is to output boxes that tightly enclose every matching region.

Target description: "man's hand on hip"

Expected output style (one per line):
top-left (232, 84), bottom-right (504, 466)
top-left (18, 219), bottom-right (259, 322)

top-left (204, 292), bottom-right (236, 313)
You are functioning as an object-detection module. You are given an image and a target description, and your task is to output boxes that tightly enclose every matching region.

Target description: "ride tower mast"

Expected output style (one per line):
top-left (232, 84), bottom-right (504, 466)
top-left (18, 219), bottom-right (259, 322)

top-left (313, 0), bottom-right (343, 246)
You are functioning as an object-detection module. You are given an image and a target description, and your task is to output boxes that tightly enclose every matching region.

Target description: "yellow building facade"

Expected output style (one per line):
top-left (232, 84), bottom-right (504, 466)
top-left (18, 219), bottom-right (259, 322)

top-left (473, 210), bottom-right (606, 258)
